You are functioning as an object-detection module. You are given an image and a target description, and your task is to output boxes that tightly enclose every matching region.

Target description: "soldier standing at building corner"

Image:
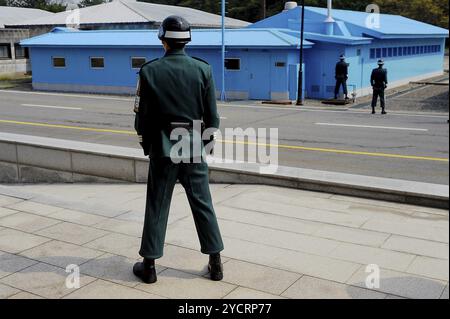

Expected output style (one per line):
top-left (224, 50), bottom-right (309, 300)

top-left (132, 15), bottom-right (224, 284)
top-left (371, 59), bottom-right (388, 114)
top-left (334, 54), bottom-right (349, 100)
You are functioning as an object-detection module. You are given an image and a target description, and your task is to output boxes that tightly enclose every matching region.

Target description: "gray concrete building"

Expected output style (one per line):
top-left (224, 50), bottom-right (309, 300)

top-left (0, 6), bottom-right (54, 76)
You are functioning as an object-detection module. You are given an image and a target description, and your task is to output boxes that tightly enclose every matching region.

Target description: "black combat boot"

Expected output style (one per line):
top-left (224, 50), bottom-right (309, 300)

top-left (381, 109), bottom-right (387, 115)
top-left (372, 108), bottom-right (376, 114)
top-left (208, 253), bottom-right (223, 281)
top-left (133, 258), bottom-right (157, 284)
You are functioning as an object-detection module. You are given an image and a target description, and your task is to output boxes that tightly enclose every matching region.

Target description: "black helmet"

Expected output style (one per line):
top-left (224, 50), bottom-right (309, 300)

top-left (158, 15), bottom-right (191, 44)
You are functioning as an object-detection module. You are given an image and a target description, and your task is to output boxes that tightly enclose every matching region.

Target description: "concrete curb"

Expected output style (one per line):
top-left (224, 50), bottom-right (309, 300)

top-left (0, 132), bottom-right (448, 209)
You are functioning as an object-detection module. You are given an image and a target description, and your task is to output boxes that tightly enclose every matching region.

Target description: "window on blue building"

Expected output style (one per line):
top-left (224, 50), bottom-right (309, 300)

top-left (398, 47), bottom-right (403, 56)
top-left (370, 49), bottom-right (375, 59)
top-left (131, 57), bottom-right (146, 69)
top-left (52, 57), bottom-right (65, 68)
top-left (382, 48), bottom-right (387, 57)
top-left (420, 46), bottom-right (424, 54)
top-left (90, 57), bottom-right (104, 69)
top-left (403, 47), bottom-right (408, 55)
top-left (376, 48), bottom-right (382, 58)
top-left (225, 58), bottom-right (241, 70)
top-left (436, 45), bottom-right (441, 52)
top-left (416, 46), bottom-right (420, 54)
top-left (388, 48), bottom-right (393, 57)
top-left (393, 47), bottom-right (398, 56)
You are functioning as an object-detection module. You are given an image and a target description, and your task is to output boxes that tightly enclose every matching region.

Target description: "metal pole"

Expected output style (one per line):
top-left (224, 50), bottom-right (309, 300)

top-left (220, 0), bottom-right (226, 101)
top-left (296, 0), bottom-right (305, 105)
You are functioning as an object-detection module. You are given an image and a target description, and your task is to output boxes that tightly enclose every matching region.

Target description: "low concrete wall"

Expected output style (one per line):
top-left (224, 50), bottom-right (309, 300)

top-left (0, 132), bottom-right (448, 209)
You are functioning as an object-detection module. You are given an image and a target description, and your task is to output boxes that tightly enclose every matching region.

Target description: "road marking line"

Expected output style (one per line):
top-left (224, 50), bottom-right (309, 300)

top-left (221, 139), bottom-right (448, 162)
top-left (218, 103), bottom-right (449, 119)
top-left (0, 119), bottom-right (133, 135)
top-left (21, 104), bottom-right (82, 110)
top-left (315, 123), bottom-right (428, 132)
top-left (220, 117), bottom-right (228, 120)
top-left (1, 90), bottom-right (447, 119)
top-left (0, 119), bottom-right (447, 163)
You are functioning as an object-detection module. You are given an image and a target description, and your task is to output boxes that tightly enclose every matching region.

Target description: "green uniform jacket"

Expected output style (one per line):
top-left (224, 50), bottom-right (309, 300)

top-left (134, 48), bottom-right (220, 157)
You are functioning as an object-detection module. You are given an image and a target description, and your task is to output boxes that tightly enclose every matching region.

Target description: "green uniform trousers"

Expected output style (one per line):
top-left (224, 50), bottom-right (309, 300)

top-left (372, 87), bottom-right (386, 109)
top-left (139, 158), bottom-right (224, 259)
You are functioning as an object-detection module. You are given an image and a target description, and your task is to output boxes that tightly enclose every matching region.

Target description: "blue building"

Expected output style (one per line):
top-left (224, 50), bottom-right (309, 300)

top-left (250, 4), bottom-right (449, 99)
top-left (21, 3), bottom-right (448, 100)
top-left (21, 27), bottom-right (312, 100)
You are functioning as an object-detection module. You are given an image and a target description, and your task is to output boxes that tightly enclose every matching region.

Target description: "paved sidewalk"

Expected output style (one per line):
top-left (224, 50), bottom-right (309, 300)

top-left (0, 183), bottom-right (448, 299)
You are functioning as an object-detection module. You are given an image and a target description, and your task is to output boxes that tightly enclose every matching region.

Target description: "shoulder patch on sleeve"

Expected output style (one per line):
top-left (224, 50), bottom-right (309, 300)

top-left (192, 56), bottom-right (210, 65)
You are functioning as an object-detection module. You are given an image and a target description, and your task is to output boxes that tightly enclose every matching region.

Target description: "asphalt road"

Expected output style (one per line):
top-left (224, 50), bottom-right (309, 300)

top-left (0, 89), bottom-right (448, 185)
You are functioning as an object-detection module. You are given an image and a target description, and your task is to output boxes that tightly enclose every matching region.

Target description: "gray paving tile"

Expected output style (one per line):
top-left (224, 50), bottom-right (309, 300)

top-left (224, 287), bottom-right (286, 299)
top-left (84, 233), bottom-right (141, 260)
top-left (0, 212), bottom-right (61, 233)
top-left (7, 291), bottom-right (44, 299)
top-left (407, 256), bottom-right (449, 281)
top-left (0, 262), bottom-right (96, 299)
top-left (216, 205), bottom-right (321, 236)
top-left (223, 195), bottom-right (368, 228)
top-left (313, 224), bottom-right (390, 247)
top-left (282, 276), bottom-right (386, 299)
top-left (330, 242), bottom-right (416, 272)
top-left (0, 228), bottom-right (51, 254)
top-left (93, 218), bottom-right (143, 237)
top-left (382, 235), bottom-right (449, 260)
top-left (5, 201), bottom-right (64, 216)
top-left (0, 207), bottom-right (20, 219)
top-left (213, 218), bottom-right (339, 256)
top-left (221, 259), bottom-right (301, 295)
top-left (36, 222), bottom-right (109, 245)
top-left (0, 195), bottom-right (23, 207)
top-left (441, 285), bottom-right (449, 299)
top-left (0, 283), bottom-right (20, 298)
top-left (64, 279), bottom-right (164, 299)
top-left (80, 253), bottom-right (165, 288)
top-left (0, 251), bottom-right (38, 279)
top-left (347, 266), bottom-right (447, 299)
top-left (362, 219), bottom-right (449, 243)
top-left (135, 268), bottom-right (236, 299)
top-left (47, 209), bottom-right (109, 226)
top-left (20, 240), bottom-right (104, 269)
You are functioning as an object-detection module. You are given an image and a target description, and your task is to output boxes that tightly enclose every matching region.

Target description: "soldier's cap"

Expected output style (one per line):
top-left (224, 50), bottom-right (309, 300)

top-left (158, 15), bottom-right (191, 44)
top-left (377, 59), bottom-right (384, 65)
top-left (340, 55), bottom-right (345, 60)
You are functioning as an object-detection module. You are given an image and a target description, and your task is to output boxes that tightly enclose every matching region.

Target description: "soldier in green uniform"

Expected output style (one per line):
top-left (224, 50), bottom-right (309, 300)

top-left (371, 59), bottom-right (388, 114)
top-left (132, 16), bottom-right (224, 284)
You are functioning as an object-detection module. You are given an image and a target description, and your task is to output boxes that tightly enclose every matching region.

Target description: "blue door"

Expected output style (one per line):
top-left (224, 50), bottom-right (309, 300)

top-left (248, 52), bottom-right (271, 100)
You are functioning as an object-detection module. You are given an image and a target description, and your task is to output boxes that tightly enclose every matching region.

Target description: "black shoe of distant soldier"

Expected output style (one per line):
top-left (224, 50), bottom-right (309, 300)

top-left (133, 258), bottom-right (157, 284)
top-left (208, 253), bottom-right (223, 281)
top-left (382, 109), bottom-right (387, 115)
top-left (372, 109), bottom-right (376, 114)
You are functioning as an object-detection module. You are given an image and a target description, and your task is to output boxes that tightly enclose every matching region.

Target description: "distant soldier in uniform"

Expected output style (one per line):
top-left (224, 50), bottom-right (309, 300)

top-left (371, 59), bottom-right (388, 114)
top-left (133, 15), bottom-right (224, 284)
top-left (334, 55), bottom-right (349, 100)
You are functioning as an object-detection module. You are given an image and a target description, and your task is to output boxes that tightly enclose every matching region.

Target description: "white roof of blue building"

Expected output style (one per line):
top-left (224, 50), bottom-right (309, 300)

top-left (21, 27), bottom-right (314, 49)
top-left (251, 6), bottom-right (449, 40)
